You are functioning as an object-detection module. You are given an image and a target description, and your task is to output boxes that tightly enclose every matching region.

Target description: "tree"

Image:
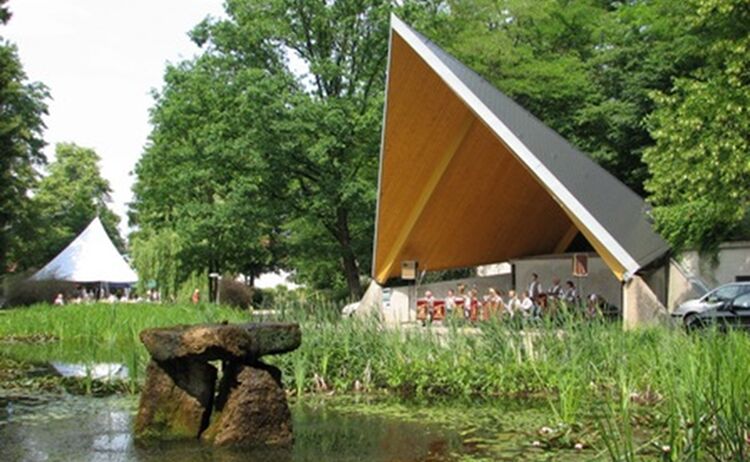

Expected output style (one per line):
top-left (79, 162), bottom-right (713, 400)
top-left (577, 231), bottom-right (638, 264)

top-left (196, 0), bottom-right (399, 299)
top-left (430, 0), bottom-right (709, 195)
top-left (0, 1), bottom-right (48, 272)
top-left (11, 143), bottom-right (124, 270)
top-left (130, 228), bottom-right (182, 301)
top-left (643, 0), bottom-right (750, 253)
top-left (130, 57), bottom-right (282, 297)
top-left (134, 0), bottom-right (439, 299)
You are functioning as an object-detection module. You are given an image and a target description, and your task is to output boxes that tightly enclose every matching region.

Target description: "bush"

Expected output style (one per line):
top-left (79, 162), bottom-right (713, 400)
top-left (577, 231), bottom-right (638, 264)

top-left (4, 275), bottom-right (76, 307)
top-left (219, 278), bottom-right (253, 310)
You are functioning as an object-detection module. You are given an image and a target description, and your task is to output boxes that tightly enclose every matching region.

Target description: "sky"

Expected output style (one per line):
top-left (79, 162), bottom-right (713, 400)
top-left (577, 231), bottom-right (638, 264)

top-left (3, 0), bottom-right (226, 236)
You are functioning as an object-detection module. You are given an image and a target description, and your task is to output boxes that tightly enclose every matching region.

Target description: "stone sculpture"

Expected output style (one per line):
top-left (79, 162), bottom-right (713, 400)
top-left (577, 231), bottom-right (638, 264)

top-left (134, 322), bottom-right (301, 447)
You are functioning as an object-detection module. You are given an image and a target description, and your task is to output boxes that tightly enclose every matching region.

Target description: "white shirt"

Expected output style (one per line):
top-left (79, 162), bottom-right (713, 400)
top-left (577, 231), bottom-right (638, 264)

top-left (520, 297), bottom-right (534, 316)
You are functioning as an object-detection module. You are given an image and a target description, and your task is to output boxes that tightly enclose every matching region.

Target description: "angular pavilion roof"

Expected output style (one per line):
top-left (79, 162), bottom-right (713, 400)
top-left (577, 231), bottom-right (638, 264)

top-left (371, 15), bottom-right (669, 283)
top-left (32, 217), bottom-right (137, 284)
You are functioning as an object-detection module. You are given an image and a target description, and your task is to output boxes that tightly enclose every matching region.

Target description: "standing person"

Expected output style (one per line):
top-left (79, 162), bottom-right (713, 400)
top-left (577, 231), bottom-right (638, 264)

top-left (528, 273), bottom-right (543, 300)
top-left (564, 280), bottom-right (579, 305)
top-left (548, 277), bottom-right (563, 299)
top-left (445, 289), bottom-right (456, 316)
top-left (469, 289), bottom-right (480, 322)
top-left (191, 288), bottom-right (201, 304)
top-left (457, 284), bottom-right (471, 320)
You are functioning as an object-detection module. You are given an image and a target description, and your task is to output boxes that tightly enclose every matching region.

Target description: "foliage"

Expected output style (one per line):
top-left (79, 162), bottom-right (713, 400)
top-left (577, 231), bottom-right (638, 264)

top-left (218, 277), bottom-right (253, 310)
top-left (130, 228), bottom-right (182, 301)
top-left (9, 143), bottom-right (124, 271)
top-left (175, 271), bottom-right (209, 304)
top-left (0, 302), bottom-right (251, 392)
top-left (0, 1), bottom-right (49, 272)
top-left (3, 275), bottom-right (75, 307)
top-left (1, 301), bottom-right (749, 459)
top-left (130, 56), bottom-right (282, 294)
top-left (133, 0), bottom-right (445, 299)
top-left (644, 0), bottom-right (750, 253)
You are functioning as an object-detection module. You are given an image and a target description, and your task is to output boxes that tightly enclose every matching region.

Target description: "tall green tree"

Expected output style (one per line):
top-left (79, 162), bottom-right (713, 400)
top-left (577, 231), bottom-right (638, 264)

top-left (11, 143), bottom-right (124, 270)
top-left (643, 0), bottom-right (750, 253)
top-left (434, 0), bottom-right (705, 194)
top-left (134, 0), bottom-right (438, 299)
top-left (0, 1), bottom-right (48, 272)
top-left (131, 57), bottom-right (282, 294)
top-left (196, 0), bottom-right (399, 298)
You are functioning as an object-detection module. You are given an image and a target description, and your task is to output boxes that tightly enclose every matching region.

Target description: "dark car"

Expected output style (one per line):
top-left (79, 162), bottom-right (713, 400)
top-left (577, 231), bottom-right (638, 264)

top-left (671, 282), bottom-right (750, 330)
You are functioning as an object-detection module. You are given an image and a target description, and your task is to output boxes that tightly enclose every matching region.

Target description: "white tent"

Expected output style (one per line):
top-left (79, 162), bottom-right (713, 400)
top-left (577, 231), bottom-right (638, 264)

top-left (32, 217), bottom-right (137, 284)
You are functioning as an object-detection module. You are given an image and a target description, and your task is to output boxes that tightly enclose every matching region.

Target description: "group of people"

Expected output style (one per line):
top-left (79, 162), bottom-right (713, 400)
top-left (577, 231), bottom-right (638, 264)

top-left (51, 287), bottom-right (162, 306)
top-left (417, 273), bottom-right (604, 325)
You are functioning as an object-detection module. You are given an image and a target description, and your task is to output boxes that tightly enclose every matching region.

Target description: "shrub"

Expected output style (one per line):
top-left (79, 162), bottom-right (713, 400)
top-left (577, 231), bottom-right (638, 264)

top-left (219, 278), bottom-right (253, 310)
top-left (4, 275), bottom-right (76, 307)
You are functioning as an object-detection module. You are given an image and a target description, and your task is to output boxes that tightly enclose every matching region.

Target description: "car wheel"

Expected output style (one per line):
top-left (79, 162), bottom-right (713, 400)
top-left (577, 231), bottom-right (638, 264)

top-left (684, 313), bottom-right (703, 331)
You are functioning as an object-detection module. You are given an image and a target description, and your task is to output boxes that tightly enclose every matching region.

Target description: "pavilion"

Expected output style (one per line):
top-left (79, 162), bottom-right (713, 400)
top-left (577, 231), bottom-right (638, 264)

top-left (368, 16), bottom-right (680, 326)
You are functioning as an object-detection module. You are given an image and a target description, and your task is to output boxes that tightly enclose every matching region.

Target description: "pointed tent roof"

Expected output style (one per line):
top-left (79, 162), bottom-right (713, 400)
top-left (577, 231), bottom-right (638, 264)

top-left (372, 16), bottom-right (669, 283)
top-left (32, 217), bottom-right (137, 284)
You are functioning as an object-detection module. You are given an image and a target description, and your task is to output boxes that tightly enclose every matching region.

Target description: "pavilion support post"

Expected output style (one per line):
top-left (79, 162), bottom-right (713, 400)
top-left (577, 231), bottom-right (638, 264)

top-left (622, 275), bottom-right (670, 329)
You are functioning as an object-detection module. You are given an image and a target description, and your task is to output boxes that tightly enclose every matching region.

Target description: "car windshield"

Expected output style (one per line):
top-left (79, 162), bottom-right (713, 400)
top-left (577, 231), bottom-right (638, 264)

top-left (704, 284), bottom-right (743, 303)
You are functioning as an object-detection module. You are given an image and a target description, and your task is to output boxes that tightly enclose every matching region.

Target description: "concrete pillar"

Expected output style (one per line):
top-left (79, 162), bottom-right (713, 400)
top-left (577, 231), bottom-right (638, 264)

top-left (622, 275), bottom-right (670, 329)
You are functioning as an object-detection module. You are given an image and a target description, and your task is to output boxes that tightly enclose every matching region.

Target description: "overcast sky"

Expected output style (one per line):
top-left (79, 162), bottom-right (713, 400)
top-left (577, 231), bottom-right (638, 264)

top-left (4, 0), bottom-right (226, 236)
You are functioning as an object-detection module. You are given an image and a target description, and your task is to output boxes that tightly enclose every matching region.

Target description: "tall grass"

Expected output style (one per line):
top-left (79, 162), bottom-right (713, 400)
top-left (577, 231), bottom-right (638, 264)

top-left (0, 301), bottom-right (748, 459)
top-left (0, 302), bottom-right (250, 390)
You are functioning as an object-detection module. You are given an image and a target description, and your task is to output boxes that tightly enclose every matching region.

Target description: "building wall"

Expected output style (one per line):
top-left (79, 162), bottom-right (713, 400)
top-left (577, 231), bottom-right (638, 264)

top-left (667, 259), bottom-right (703, 312)
top-left (512, 253), bottom-right (622, 309)
top-left (678, 242), bottom-right (750, 288)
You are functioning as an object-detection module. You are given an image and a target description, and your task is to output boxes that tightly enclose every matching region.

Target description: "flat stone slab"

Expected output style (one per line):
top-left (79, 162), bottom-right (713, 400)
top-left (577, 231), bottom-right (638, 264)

top-left (140, 323), bottom-right (301, 362)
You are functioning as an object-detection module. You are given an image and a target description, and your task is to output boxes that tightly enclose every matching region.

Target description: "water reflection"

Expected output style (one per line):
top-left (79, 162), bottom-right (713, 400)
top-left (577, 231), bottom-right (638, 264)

top-left (0, 396), bottom-right (463, 461)
top-left (51, 362), bottom-right (129, 381)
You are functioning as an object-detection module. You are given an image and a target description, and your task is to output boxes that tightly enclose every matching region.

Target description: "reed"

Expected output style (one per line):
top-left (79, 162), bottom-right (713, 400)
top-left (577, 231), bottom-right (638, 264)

top-left (0, 301), bottom-right (748, 460)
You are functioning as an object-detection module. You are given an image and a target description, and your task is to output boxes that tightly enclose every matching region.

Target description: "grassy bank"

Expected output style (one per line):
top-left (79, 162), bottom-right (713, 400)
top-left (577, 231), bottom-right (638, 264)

top-left (0, 302), bottom-right (250, 391)
top-left (0, 303), bottom-right (748, 460)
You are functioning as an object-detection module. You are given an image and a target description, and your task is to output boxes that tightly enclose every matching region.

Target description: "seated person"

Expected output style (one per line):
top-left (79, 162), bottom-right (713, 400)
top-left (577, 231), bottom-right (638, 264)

top-left (519, 291), bottom-right (535, 318)
top-left (505, 290), bottom-right (520, 317)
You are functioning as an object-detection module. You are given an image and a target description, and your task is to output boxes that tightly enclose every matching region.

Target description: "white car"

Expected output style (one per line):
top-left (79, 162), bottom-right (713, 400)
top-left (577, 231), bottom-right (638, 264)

top-left (671, 282), bottom-right (750, 329)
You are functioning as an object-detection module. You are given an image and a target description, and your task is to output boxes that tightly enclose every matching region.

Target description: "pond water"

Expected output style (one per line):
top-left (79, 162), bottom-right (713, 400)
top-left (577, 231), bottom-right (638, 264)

top-left (0, 394), bottom-right (468, 462)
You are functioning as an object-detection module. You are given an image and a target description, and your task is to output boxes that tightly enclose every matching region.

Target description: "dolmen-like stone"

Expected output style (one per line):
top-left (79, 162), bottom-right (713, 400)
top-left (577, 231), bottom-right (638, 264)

top-left (134, 322), bottom-right (300, 447)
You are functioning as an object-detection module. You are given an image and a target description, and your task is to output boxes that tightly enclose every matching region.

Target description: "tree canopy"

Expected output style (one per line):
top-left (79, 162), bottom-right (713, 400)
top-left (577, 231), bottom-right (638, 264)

top-left (131, 0), bottom-right (750, 297)
top-left (0, 0), bottom-right (48, 272)
top-left (643, 0), bottom-right (750, 253)
top-left (132, 0), bottom-right (437, 298)
top-left (9, 143), bottom-right (124, 271)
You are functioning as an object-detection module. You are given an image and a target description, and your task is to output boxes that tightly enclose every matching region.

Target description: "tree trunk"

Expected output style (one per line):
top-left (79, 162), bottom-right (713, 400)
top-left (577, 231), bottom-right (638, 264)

top-left (335, 207), bottom-right (362, 299)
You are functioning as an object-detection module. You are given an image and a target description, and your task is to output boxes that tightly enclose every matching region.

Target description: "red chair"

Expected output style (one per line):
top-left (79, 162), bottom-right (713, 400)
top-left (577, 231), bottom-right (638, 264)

top-left (469, 298), bottom-right (479, 322)
top-left (453, 297), bottom-right (465, 319)
top-left (416, 299), bottom-right (428, 321)
top-left (433, 300), bottom-right (446, 321)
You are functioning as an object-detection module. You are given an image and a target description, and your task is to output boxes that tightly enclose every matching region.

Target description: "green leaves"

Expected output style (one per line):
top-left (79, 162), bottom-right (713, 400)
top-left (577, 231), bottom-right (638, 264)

top-left (12, 143), bottom-right (124, 270)
top-left (644, 0), bottom-right (750, 253)
top-left (0, 8), bottom-right (49, 271)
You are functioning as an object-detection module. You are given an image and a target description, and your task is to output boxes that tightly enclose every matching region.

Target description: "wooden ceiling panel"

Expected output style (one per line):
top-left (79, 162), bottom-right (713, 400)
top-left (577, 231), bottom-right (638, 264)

top-left (374, 33), bottom-right (573, 281)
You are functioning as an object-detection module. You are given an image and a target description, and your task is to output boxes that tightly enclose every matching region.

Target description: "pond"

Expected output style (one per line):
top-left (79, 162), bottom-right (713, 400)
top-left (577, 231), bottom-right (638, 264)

top-left (0, 394), bottom-right (469, 462)
top-left (0, 389), bottom-right (601, 461)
